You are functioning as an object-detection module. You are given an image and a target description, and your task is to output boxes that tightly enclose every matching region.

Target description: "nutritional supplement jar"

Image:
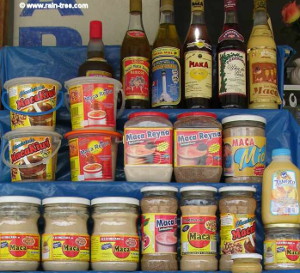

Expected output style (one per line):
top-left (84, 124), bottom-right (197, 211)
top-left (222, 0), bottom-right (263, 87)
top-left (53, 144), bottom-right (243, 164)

top-left (180, 186), bottom-right (218, 271)
top-left (231, 253), bottom-right (262, 273)
top-left (124, 112), bottom-right (173, 182)
top-left (42, 197), bottom-right (90, 271)
top-left (174, 112), bottom-right (222, 183)
top-left (140, 186), bottom-right (178, 271)
top-left (0, 196), bottom-right (41, 271)
top-left (264, 224), bottom-right (300, 270)
top-left (219, 186), bottom-right (257, 271)
top-left (91, 197), bottom-right (139, 271)
top-left (222, 115), bottom-right (266, 183)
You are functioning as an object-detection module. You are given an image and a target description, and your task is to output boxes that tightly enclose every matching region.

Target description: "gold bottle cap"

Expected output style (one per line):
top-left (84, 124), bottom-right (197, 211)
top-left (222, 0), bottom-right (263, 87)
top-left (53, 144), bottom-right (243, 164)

top-left (192, 0), bottom-right (204, 12)
top-left (254, 0), bottom-right (267, 11)
top-left (130, 0), bottom-right (142, 12)
top-left (161, 0), bottom-right (174, 12)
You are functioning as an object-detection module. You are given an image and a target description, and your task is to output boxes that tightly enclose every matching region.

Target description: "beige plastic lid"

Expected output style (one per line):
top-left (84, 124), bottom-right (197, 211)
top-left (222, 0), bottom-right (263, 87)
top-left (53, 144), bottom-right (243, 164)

top-left (219, 186), bottom-right (256, 193)
top-left (4, 77), bottom-right (61, 90)
top-left (42, 197), bottom-right (90, 206)
top-left (231, 253), bottom-right (262, 260)
top-left (180, 186), bottom-right (217, 193)
top-left (0, 196), bottom-right (41, 205)
top-left (222, 115), bottom-right (266, 124)
top-left (91, 197), bottom-right (139, 206)
top-left (141, 186), bottom-right (178, 193)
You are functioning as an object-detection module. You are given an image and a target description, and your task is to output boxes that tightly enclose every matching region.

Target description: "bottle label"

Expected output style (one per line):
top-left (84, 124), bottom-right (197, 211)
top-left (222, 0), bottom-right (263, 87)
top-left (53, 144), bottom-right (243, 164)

top-left (42, 234), bottom-right (90, 262)
top-left (264, 240), bottom-right (300, 265)
top-left (220, 213), bottom-right (256, 255)
top-left (223, 136), bottom-right (266, 177)
top-left (86, 70), bottom-right (112, 77)
top-left (218, 50), bottom-right (246, 96)
top-left (174, 129), bottom-right (222, 168)
top-left (218, 29), bottom-right (244, 43)
top-left (152, 47), bottom-right (181, 107)
top-left (251, 26), bottom-right (273, 38)
top-left (124, 128), bottom-right (173, 166)
top-left (127, 30), bottom-right (145, 38)
top-left (191, 0), bottom-right (204, 12)
top-left (185, 50), bottom-right (212, 99)
top-left (271, 170), bottom-right (300, 216)
top-left (122, 56), bottom-right (150, 100)
top-left (0, 234), bottom-right (40, 261)
top-left (141, 213), bottom-right (177, 254)
top-left (181, 215), bottom-right (217, 255)
top-left (91, 235), bottom-right (139, 263)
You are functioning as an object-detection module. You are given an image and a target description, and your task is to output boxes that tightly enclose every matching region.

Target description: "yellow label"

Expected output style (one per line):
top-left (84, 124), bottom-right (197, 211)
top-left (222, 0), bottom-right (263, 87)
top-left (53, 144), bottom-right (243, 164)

top-left (42, 234), bottom-right (90, 262)
top-left (192, 0), bottom-right (204, 12)
top-left (0, 234), bottom-right (40, 261)
top-left (69, 85), bottom-right (85, 130)
top-left (152, 46), bottom-right (180, 59)
top-left (91, 235), bottom-right (139, 263)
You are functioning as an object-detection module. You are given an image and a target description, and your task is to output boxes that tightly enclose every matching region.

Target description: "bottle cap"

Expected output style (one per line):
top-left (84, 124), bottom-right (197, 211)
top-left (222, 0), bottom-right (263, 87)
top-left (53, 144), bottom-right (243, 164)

top-left (272, 148), bottom-right (291, 157)
top-left (161, 0), bottom-right (174, 12)
top-left (90, 20), bottom-right (102, 39)
top-left (224, 0), bottom-right (237, 11)
top-left (192, 0), bottom-right (204, 12)
top-left (130, 0), bottom-right (142, 12)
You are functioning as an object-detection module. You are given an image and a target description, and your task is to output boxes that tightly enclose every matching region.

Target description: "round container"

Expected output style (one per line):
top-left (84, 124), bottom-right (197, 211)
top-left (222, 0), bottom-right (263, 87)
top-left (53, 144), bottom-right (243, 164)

top-left (91, 197), bottom-right (139, 271)
top-left (264, 224), bottom-right (300, 270)
top-left (64, 130), bottom-right (122, 182)
top-left (42, 197), bottom-right (90, 271)
top-left (231, 253), bottom-right (262, 273)
top-left (3, 77), bottom-right (62, 131)
top-left (219, 186), bottom-right (257, 271)
top-left (140, 186), bottom-right (178, 271)
top-left (1, 130), bottom-right (62, 182)
top-left (65, 77), bottom-right (125, 131)
top-left (124, 111), bottom-right (173, 182)
top-left (174, 112), bottom-right (222, 183)
top-left (222, 115), bottom-right (266, 183)
top-left (0, 196), bottom-right (41, 271)
top-left (180, 186), bottom-right (218, 271)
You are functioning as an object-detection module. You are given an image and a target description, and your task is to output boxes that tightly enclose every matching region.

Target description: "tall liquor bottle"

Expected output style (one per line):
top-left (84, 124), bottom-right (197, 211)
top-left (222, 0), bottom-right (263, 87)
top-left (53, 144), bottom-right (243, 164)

top-left (217, 0), bottom-right (247, 108)
top-left (183, 0), bottom-right (212, 109)
top-left (121, 0), bottom-right (151, 109)
top-left (151, 0), bottom-right (181, 108)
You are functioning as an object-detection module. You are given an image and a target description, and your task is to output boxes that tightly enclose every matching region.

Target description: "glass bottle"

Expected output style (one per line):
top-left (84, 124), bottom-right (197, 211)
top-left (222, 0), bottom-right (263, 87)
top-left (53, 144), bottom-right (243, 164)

top-left (183, 0), bottom-right (212, 109)
top-left (151, 0), bottom-right (181, 109)
top-left (217, 0), bottom-right (247, 108)
top-left (78, 20), bottom-right (113, 77)
top-left (121, 0), bottom-right (151, 109)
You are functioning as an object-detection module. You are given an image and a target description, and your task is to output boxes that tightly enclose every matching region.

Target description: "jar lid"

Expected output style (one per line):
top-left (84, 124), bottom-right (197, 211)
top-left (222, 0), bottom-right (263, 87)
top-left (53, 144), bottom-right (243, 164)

top-left (219, 186), bottom-right (256, 193)
top-left (272, 148), bottom-right (291, 157)
top-left (42, 197), bottom-right (90, 206)
top-left (91, 197), bottom-right (139, 206)
top-left (0, 196), bottom-right (41, 205)
top-left (231, 253), bottom-right (262, 260)
top-left (180, 186), bottom-right (217, 193)
top-left (265, 223), bottom-right (300, 229)
top-left (177, 112), bottom-right (217, 120)
top-left (65, 130), bottom-right (122, 139)
top-left (141, 186), bottom-right (178, 193)
top-left (221, 114), bottom-right (266, 124)
top-left (128, 111), bottom-right (169, 120)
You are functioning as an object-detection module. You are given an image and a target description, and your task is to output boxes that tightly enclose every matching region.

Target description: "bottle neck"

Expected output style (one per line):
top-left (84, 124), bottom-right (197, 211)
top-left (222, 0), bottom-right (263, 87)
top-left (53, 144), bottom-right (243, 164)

top-left (224, 10), bottom-right (238, 24)
top-left (160, 10), bottom-right (174, 25)
top-left (190, 10), bottom-right (205, 25)
top-left (128, 11), bottom-right (144, 31)
top-left (253, 0), bottom-right (268, 26)
top-left (87, 38), bottom-right (105, 59)
top-left (272, 155), bottom-right (292, 162)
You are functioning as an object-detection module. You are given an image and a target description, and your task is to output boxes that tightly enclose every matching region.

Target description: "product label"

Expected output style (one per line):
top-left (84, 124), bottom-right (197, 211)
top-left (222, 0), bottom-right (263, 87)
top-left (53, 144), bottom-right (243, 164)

top-left (68, 83), bottom-right (115, 130)
top-left (9, 83), bottom-right (57, 130)
top-left (124, 128), bottom-right (172, 165)
top-left (181, 215), bottom-right (217, 255)
top-left (218, 29), bottom-right (244, 43)
top-left (0, 234), bottom-right (40, 261)
top-left (220, 213), bottom-right (256, 254)
top-left (218, 50), bottom-right (246, 96)
top-left (271, 170), bottom-right (300, 215)
top-left (86, 70), bottom-right (112, 77)
top-left (185, 50), bottom-right (212, 99)
top-left (91, 235), bottom-right (139, 263)
top-left (264, 239), bottom-right (300, 265)
top-left (127, 30), bottom-right (145, 38)
top-left (223, 136), bottom-right (266, 177)
top-left (122, 57), bottom-right (150, 100)
top-left (174, 129), bottom-right (222, 168)
top-left (68, 136), bottom-right (113, 181)
top-left (141, 213), bottom-right (177, 254)
top-left (151, 46), bottom-right (181, 107)
top-left (191, 0), bottom-right (204, 12)
top-left (42, 234), bottom-right (90, 262)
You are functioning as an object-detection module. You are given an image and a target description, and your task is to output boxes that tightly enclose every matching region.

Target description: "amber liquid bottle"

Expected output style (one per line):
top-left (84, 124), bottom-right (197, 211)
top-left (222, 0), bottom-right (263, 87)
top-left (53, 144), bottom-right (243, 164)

top-left (121, 0), bottom-right (151, 109)
top-left (78, 21), bottom-right (113, 77)
top-left (183, 0), bottom-right (212, 109)
top-left (217, 0), bottom-right (247, 108)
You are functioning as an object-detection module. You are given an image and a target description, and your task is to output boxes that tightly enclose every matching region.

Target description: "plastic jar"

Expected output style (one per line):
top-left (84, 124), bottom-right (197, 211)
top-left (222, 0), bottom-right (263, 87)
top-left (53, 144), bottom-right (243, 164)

top-left (91, 197), bottom-right (139, 271)
top-left (231, 253), bottom-right (262, 273)
top-left (174, 112), bottom-right (222, 183)
top-left (180, 186), bottom-right (218, 271)
top-left (222, 115), bottom-right (266, 183)
top-left (264, 224), bottom-right (300, 270)
top-left (42, 197), bottom-right (90, 271)
top-left (140, 186), bottom-right (178, 271)
top-left (124, 112), bottom-right (173, 182)
top-left (0, 196), bottom-right (41, 271)
top-left (219, 186), bottom-right (257, 271)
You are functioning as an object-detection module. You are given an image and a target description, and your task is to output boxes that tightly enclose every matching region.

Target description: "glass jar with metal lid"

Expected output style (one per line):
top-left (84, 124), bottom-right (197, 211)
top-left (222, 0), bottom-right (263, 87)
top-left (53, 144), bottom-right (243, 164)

top-left (231, 253), bottom-right (262, 273)
top-left (174, 112), bottom-right (222, 183)
top-left (42, 197), bottom-right (90, 271)
top-left (222, 114), bottom-right (266, 183)
top-left (91, 197), bottom-right (139, 271)
top-left (0, 196), bottom-right (41, 271)
top-left (140, 186), bottom-right (178, 271)
top-left (264, 224), bottom-right (300, 270)
top-left (124, 111), bottom-right (173, 182)
top-left (180, 186), bottom-right (218, 271)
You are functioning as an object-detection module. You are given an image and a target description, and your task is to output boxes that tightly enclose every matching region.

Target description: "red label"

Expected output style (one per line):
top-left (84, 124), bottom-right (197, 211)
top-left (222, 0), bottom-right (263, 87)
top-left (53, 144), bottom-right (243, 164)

top-left (218, 29), bottom-right (244, 43)
top-left (224, 0), bottom-right (237, 11)
top-left (251, 62), bottom-right (277, 85)
top-left (128, 31), bottom-right (145, 38)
